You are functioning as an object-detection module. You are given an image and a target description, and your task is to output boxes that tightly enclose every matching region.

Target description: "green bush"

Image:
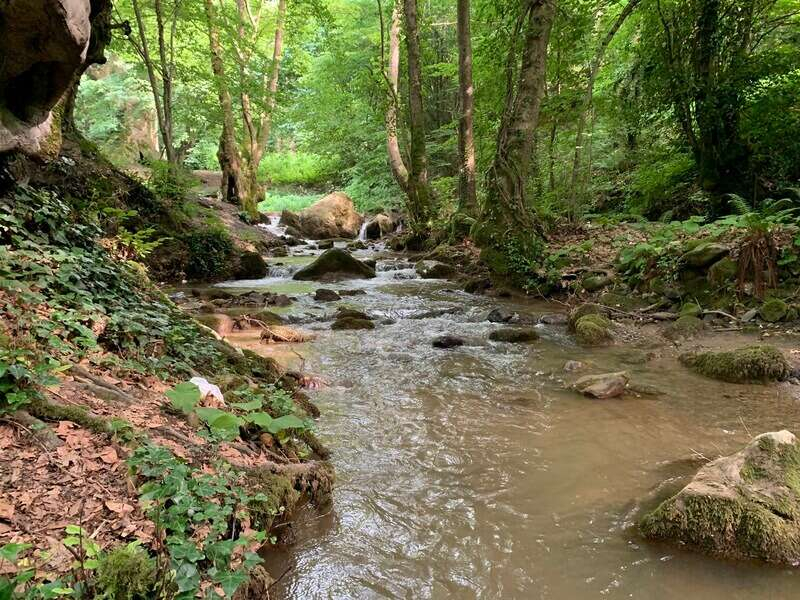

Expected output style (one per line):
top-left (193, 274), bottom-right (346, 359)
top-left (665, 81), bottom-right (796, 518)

top-left (258, 191), bottom-right (320, 213)
top-left (258, 151), bottom-right (338, 186)
top-left (95, 543), bottom-right (157, 600)
top-left (629, 152), bottom-right (696, 218)
top-left (183, 229), bottom-right (235, 281)
top-left (147, 160), bottom-right (196, 202)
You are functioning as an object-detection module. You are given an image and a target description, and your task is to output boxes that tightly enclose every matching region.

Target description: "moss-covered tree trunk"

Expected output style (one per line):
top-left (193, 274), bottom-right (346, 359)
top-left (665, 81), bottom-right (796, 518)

top-left (403, 0), bottom-right (434, 229)
top-left (456, 0), bottom-right (477, 214)
top-left (482, 0), bottom-right (555, 244)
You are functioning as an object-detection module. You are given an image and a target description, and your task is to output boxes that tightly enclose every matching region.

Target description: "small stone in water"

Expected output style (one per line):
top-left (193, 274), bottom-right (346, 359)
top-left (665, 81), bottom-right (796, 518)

top-left (432, 335), bottom-right (465, 349)
top-left (564, 360), bottom-right (584, 372)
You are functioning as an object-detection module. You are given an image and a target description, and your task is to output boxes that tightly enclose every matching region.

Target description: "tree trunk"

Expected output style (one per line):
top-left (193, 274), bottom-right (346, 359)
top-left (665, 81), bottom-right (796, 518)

top-left (384, 0), bottom-right (409, 192)
top-left (567, 0), bottom-right (640, 215)
top-left (402, 0), bottom-right (433, 228)
top-left (204, 0), bottom-right (243, 205)
top-left (484, 0), bottom-right (556, 237)
top-left (456, 0), bottom-right (477, 213)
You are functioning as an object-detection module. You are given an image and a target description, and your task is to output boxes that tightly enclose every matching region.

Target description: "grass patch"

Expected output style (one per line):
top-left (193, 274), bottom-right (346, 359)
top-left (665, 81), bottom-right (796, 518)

top-left (258, 191), bottom-right (320, 213)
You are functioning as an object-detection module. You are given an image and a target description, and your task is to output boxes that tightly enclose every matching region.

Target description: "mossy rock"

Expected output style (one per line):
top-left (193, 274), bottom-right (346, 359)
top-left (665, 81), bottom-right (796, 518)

top-left (293, 248), bottom-right (376, 282)
top-left (195, 313), bottom-right (235, 336)
top-left (582, 273), bottom-right (614, 292)
top-left (251, 310), bottom-right (287, 326)
top-left (640, 431), bottom-right (800, 565)
top-left (760, 298), bottom-right (788, 323)
top-left (335, 308), bottom-right (371, 321)
top-left (680, 302), bottom-right (703, 318)
top-left (567, 303), bottom-right (607, 332)
top-left (665, 315), bottom-right (705, 340)
top-left (489, 328), bottom-right (539, 343)
top-left (331, 317), bottom-right (375, 331)
top-left (707, 257), bottom-right (737, 286)
top-left (235, 251), bottom-right (268, 279)
top-left (415, 260), bottom-right (456, 279)
top-left (574, 314), bottom-right (614, 346)
top-left (681, 243), bottom-right (729, 269)
top-left (450, 212), bottom-right (476, 240)
top-left (680, 345), bottom-right (790, 383)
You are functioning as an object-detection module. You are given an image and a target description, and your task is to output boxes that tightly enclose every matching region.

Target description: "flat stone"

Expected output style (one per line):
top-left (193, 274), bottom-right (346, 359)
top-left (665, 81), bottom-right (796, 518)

top-left (573, 372), bottom-right (630, 399)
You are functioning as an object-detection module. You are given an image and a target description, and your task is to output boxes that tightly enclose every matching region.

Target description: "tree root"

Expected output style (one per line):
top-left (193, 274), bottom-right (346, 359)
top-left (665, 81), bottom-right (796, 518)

top-left (9, 410), bottom-right (64, 449)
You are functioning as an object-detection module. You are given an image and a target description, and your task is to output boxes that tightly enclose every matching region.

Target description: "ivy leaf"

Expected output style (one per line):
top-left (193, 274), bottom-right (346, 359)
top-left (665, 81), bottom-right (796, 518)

top-left (167, 382), bottom-right (201, 414)
top-left (267, 414), bottom-right (305, 434)
top-left (213, 569), bottom-right (249, 598)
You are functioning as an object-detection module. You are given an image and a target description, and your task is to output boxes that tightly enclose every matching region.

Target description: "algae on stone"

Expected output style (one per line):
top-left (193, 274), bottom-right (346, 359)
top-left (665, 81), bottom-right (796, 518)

top-left (760, 298), bottom-right (788, 323)
top-left (640, 431), bottom-right (800, 565)
top-left (665, 315), bottom-right (705, 340)
top-left (679, 345), bottom-right (790, 383)
top-left (574, 314), bottom-right (614, 346)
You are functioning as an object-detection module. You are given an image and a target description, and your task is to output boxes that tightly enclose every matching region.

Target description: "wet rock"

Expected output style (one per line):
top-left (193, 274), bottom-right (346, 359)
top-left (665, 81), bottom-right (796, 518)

top-left (651, 312), bottom-right (678, 321)
top-left (363, 259), bottom-right (377, 270)
top-left (335, 308), bottom-right (371, 321)
top-left (487, 308), bottom-right (515, 323)
top-left (432, 335), bottom-right (465, 349)
top-left (251, 310), bottom-right (287, 326)
top-left (540, 314), bottom-right (568, 326)
top-left (760, 298), bottom-right (788, 323)
top-left (316, 239), bottom-right (334, 250)
top-left (567, 303), bottom-right (607, 331)
top-left (314, 288), bottom-right (341, 302)
top-left (681, 243), bottom-right (729, 269)
top-left (191, 288), bottom-right (234, 301)
top-left (574, 314), bottom-right (614, 346)
top-left (680, 345), bottom-right (790, 383)
top-left (464, 278), bottom-right (491, 295)
top-left (272, 246), bottom-right (289, 258)
top-left (365, 214), bottom-right (396, 239)
top-left (293, 249), bottom-right (376, 282)
top-left (572, 372), bottom-right (629, 399)
top-left (331, 317), bottom-right (375, 331)
top-left (627, 382), bottom-right (663, 396)
top-left (489, 328), bottom-right (539, 343)
top-left (284, 225), bottom-right (303, 239)
top-left (640, 431), bottom-right (800, 565)
top-left (234, 251), bottom-right (268, 279)
top-left (279, 209), bottom-right (303, 231)
top-left (272, 295), bottom-right (292, 308)
top-left (347, 240), bottom-right (367, 250)
top-left (195, 313), bottom-right (235, 336)
top-left (563, 360), bottom-right (585, 372)
top-left (415, 260), bottom-right (456, 279)
top-left (339, 289), bottom-right (366, 297)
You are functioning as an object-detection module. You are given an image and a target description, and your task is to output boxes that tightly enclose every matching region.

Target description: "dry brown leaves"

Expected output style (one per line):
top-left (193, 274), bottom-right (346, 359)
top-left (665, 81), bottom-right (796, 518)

top-left (0, 421), bottom-right (153, 576)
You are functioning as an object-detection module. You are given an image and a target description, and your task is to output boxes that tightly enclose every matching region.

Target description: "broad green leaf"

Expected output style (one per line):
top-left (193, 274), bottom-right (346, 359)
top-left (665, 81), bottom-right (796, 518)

top-left (0, 543), bottom-right (31, 563)
top-left (245, 412), bottom-right (272, 428)
top-left (231, 398), bottom-right (262, 411)
top-left (167, 382), bottom-right (201, 414)
top-left (267, 414), bottom-right (305, 434)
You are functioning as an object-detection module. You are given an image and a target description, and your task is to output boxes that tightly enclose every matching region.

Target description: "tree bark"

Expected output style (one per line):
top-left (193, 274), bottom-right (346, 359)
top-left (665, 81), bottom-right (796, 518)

top-left (456, 0), bottom-right (477, 213)
top-left (383, 0), bottom-right (409, 192)
top-left (567, 0), bottom-right (641, 215)
top-left (484, 0), bottom-right (556, 237)
top-left (402, 0), bottom-right (433, 228)
top-left (204, 0), bottom-right (243, 205)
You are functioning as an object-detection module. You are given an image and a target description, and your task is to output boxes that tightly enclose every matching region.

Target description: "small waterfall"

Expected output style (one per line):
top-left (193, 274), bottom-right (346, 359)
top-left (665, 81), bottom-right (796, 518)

top-left (358, 221), bottom-right (368, 241)
top-left (258, 214), bottom-right (288, 238)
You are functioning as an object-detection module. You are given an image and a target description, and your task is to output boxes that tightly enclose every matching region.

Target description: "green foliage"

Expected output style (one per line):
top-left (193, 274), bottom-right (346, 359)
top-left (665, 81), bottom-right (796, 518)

top-left (258, 152), bottom-right (338, 186)
top-left (0, 542), bottom-right (73, 599)
top-left (258, 191), bottom-right (319, 213)
top-left (0, 346), bottom-right (62, 414)
top-left (127, 444), bottom-right (267, 599)
top-left (183, 229), bottom-right (235, 281)
top-left (146, 161), bottom-right (196, 202)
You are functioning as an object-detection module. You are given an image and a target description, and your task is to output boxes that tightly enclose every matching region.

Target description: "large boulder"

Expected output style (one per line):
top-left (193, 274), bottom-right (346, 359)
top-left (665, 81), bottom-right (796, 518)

top-left (415, 260), bottom-right (455, 279)
top-left (681, 243), bottom-right (729, 269)
top-left (293, 248), bottom-right (376, 282)
top-left (292, 192), bottom-right (363, 239)
top-left (640, 431), bottom-right (800, 565)
top-left (680, 345), bottom-right (790, 383)
top-left (365, 214), bottom-right (396, 240)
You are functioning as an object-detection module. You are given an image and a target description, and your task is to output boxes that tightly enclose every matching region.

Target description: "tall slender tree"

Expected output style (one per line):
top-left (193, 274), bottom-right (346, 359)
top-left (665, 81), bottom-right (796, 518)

top-left (456, 0), bottom-right (477, 213)
top-left (381, 0), bottom-right (409, 193)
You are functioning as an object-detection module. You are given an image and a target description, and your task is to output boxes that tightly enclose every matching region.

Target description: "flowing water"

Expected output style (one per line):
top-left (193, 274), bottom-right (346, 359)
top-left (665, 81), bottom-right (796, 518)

top-left (218, 228), bottom-right (800, 600)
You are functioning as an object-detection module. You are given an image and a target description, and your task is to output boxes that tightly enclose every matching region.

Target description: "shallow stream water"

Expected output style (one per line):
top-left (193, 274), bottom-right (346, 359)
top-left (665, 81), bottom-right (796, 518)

top-left (218, 232), bottom-right (800, 600)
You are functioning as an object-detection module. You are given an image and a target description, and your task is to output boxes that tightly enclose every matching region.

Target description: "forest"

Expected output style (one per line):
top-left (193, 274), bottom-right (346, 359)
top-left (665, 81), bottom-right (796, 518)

top-left (1, 0), bottom-right (800, 598)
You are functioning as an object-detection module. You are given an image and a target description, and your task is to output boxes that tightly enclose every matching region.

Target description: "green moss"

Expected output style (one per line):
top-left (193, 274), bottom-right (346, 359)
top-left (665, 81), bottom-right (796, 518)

top-left (707, 257), bottom-right (737, 286)
top-left (28, 399), bottom-right (111, 435)
top-left (567, 303), bottom-right (606, 332)
top-left (666, 315), bottom-right (705, 339)
top-left (480, 247), bottom-right (510, 276)
top-left (331, 317), bottom-right (375, 331)
top-left (246, 469), bottom-right (300, 530)
top-left (680, 302), bottom-right (703, 318)
top-left (95, 544), bottom-right (157, 600)
top-left (680, 345), bottom-right (790, 383)
top-left (574, 314), bottom-right (613, 346)
top-left (760, 298), bottom-right (788, 323)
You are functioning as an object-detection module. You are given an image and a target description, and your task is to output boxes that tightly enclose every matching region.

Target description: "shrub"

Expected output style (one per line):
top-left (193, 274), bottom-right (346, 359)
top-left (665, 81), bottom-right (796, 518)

top-left (95, 543), bottom-right (157, 600)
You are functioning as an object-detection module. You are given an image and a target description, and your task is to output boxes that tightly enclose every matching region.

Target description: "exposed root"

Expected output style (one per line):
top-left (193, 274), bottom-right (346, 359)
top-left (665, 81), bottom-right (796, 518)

top-left (8, 410), bottom-right (64, 450)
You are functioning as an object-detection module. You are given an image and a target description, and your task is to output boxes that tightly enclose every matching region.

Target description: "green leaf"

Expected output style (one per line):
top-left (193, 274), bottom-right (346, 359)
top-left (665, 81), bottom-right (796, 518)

top-left (245, 412), bottom-right (272, 428)
top-left (0, 543), bottom-right (32, 563)
top-left (213, 570), bottom-right (249, 598)
top-left (196, 408), bottom-right (241, 440)
top-left (267, 414), bottom-right (305, 434)
top-left (231, 398), bottom-right (262, 411)
top-left (167, 382), bottom-right (201, 414)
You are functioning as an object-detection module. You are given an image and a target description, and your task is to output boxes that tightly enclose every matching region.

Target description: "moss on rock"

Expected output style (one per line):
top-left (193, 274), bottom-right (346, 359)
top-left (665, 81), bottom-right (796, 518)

top-left (707, 257), bottom-right (737, 286)
top-left (665, 315), bottom-right (705, 340)
top-left (331, 317), bottom-right (375, 331)
top-left (567, 303), bottom-right (607, 332)
top-left (489, 328), bottom-right (539, 343)
top-left (640, 431), bottom-right (800, 565)
top-left (760, 298), bottom-right (788, 323)
top-left (680, 302), bottom-right (703, 318)
top-left (680, 345), bottom-right (790, 383)
top-left (574, 314), bottom-right (614, 346)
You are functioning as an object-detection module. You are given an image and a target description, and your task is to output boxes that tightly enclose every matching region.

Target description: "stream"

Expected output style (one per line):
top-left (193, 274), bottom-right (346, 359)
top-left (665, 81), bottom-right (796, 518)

top-left (218, 219), bottom-right (800, 599)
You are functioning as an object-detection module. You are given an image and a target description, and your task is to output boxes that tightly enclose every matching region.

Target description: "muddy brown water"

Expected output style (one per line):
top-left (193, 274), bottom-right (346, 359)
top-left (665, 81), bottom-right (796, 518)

top-left (215, 244), bottom-right (800, 599)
